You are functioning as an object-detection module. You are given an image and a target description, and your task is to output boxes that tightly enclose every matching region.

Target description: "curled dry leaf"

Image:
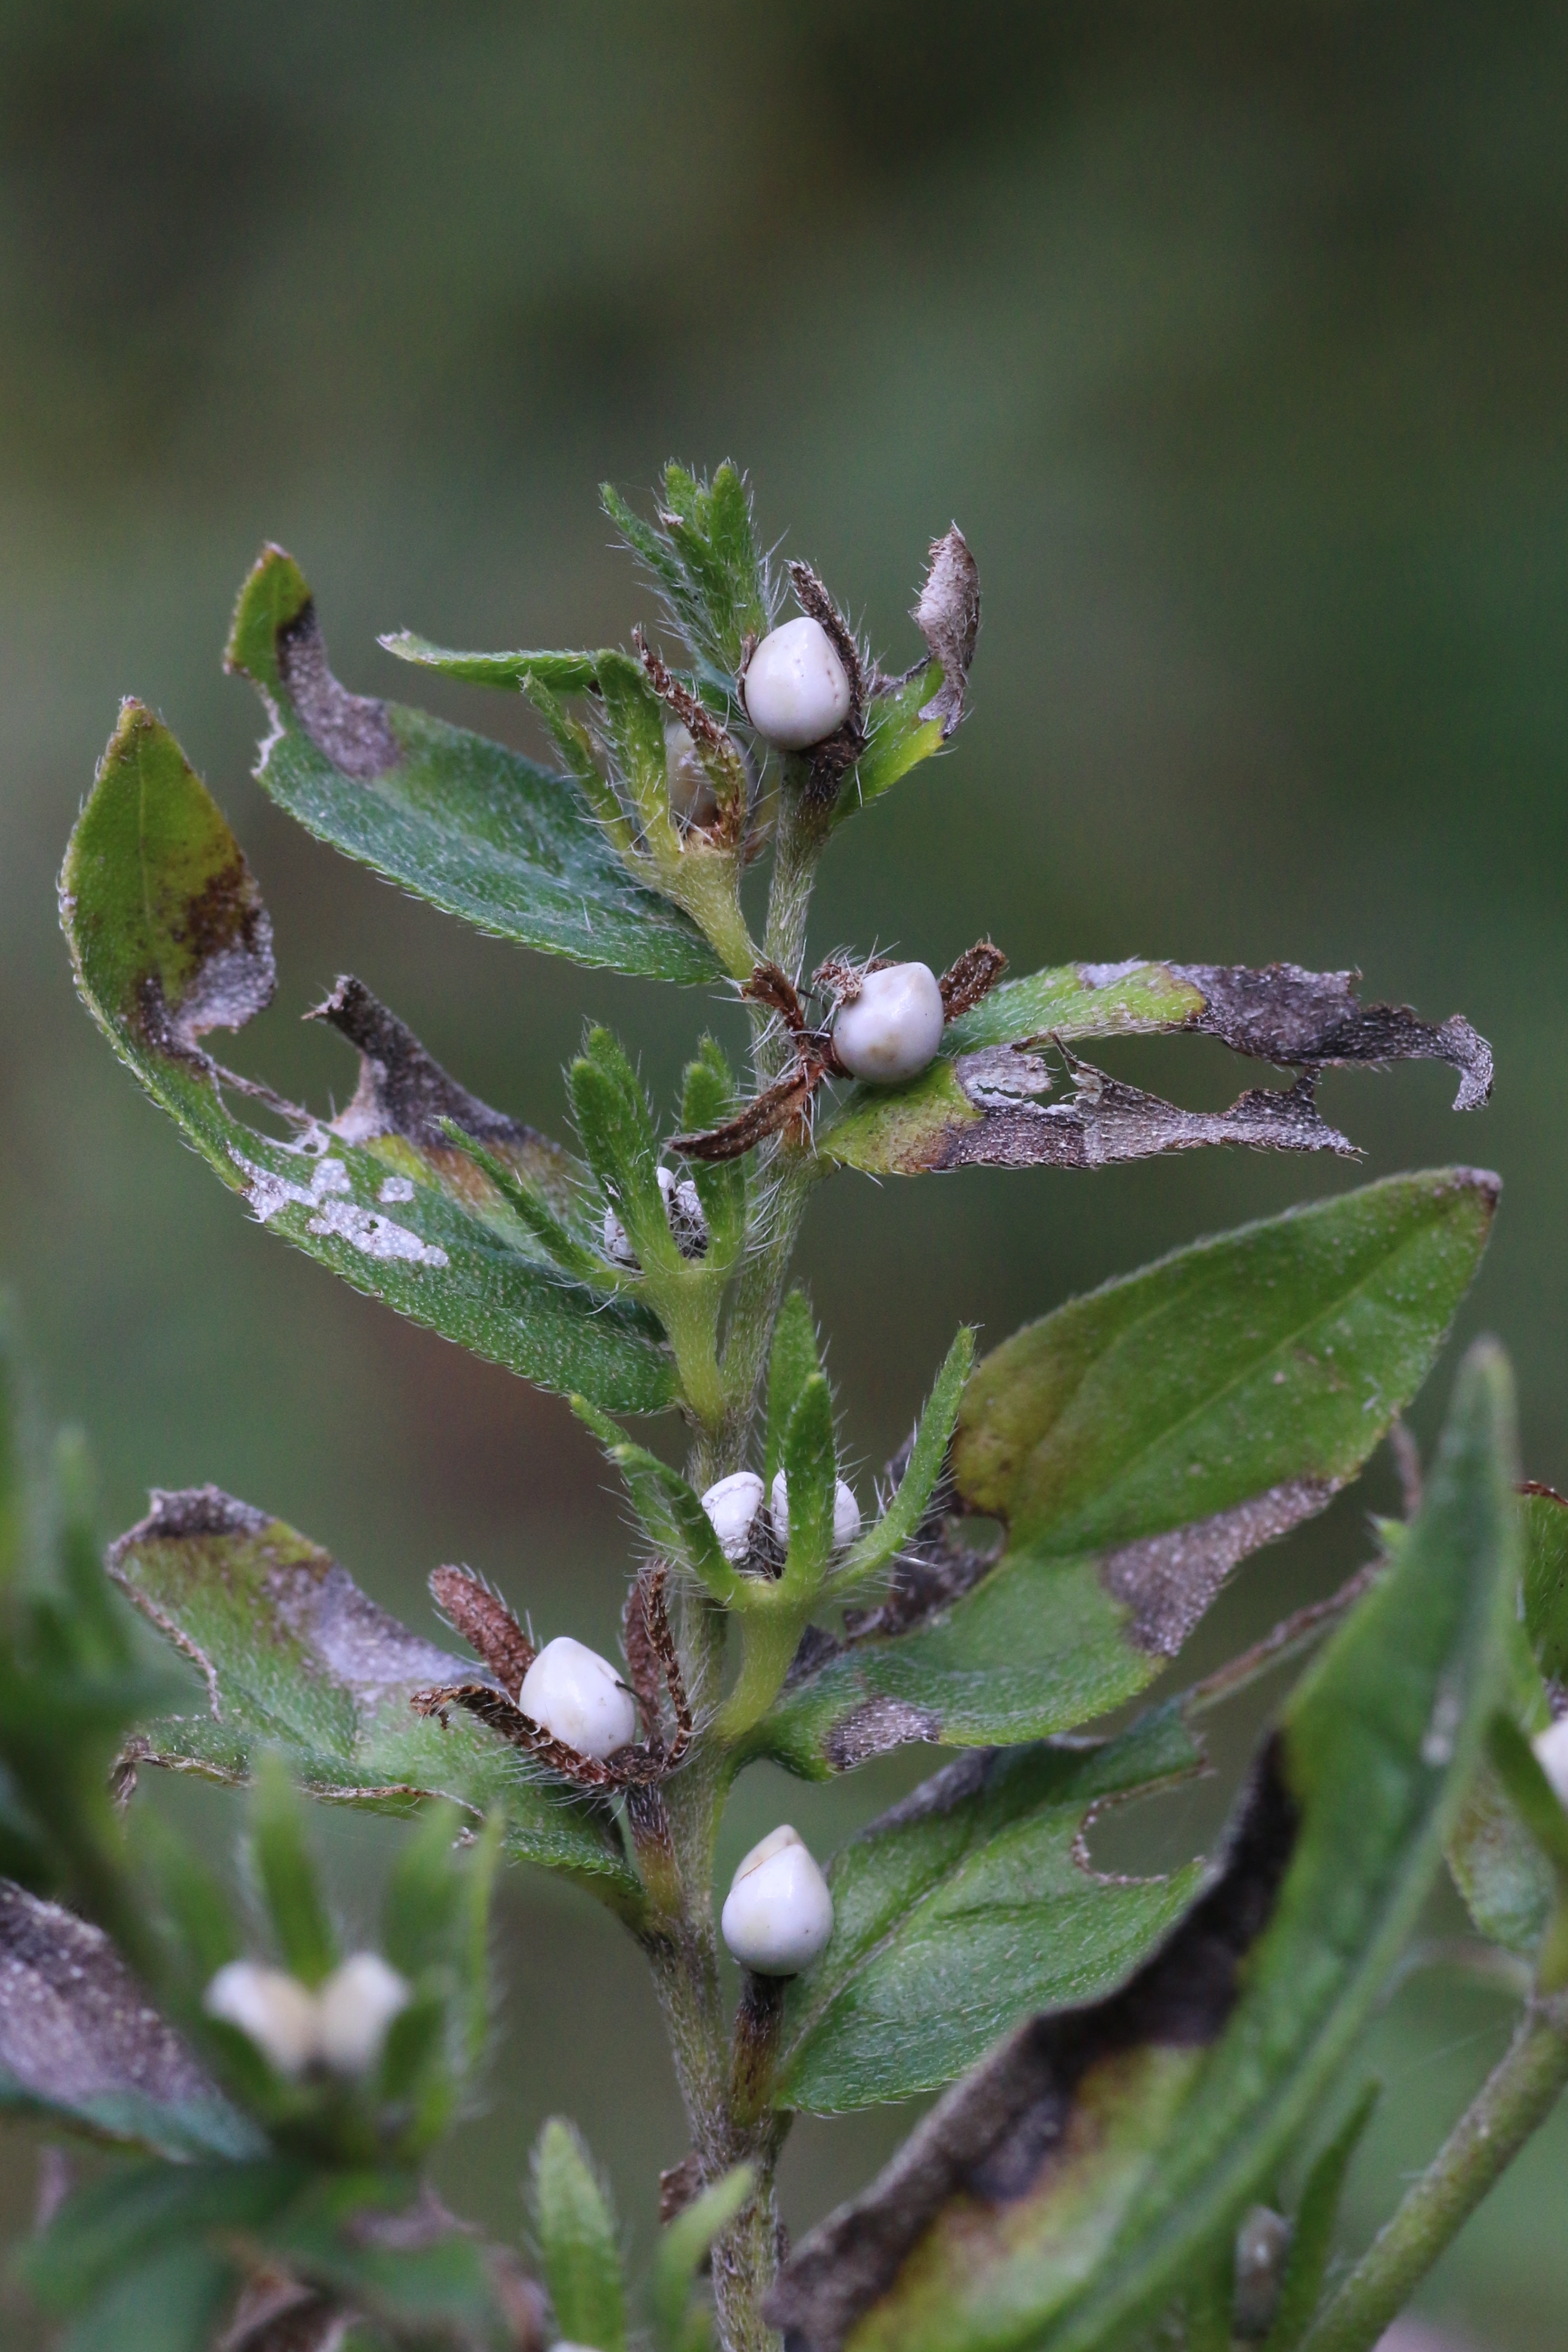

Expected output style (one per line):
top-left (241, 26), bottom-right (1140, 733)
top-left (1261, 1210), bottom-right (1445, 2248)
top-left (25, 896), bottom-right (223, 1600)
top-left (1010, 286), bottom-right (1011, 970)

top-left (822, 956), bottom-right (1492, 1178)
top-left (911, 525), bottom-right (981, 736)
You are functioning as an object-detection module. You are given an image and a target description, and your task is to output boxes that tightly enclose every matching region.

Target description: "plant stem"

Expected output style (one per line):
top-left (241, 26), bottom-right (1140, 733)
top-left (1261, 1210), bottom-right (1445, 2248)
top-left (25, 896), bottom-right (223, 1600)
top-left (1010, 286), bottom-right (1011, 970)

top-left (1297, 1987), bottom-right (1568, 2352)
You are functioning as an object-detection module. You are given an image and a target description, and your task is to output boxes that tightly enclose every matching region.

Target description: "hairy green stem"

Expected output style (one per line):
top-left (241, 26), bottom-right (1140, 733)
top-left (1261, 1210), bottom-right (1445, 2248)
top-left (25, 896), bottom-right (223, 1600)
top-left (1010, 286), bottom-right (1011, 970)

top-left (763, 774), bottom-right (832, 1007)
top-left (1298, 1988), bottom-right (1568, 2352)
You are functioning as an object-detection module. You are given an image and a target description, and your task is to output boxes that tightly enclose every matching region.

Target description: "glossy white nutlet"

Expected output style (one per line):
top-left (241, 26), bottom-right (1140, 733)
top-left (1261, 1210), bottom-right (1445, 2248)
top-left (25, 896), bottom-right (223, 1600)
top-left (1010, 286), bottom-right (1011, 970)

top-left (720, 1825), bottom-right (834, 1976)
top-left (203, 1959), bottom-right (320, 2078)
top-left (602, 1167), bottom-right (707, 1269)
top-left (770, 1469), bottom-right (861, 1554)
top-left (315, 1952), bottom-right (412, 2075)
top-left (831, 962), bottom-right (946, 1085)
top-left (743, 617), bottom-right (852, 750)
top-left (665, 720), bottom-right (720, 828)
top-left (1532, 1714), bottom-right (1568, 1807)
top-left (701, 1470), bottom-right (765, 1564)
top-left (519, 1636), bottom-right (638, 1760)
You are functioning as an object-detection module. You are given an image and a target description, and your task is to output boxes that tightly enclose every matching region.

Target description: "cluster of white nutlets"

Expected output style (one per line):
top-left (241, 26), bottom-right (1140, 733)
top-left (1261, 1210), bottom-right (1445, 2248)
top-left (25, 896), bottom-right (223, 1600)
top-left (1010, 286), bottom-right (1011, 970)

top-left (204, 1950), bottom-right (410, 2079)
top-left (603, 1164), bottom-right (708, 1270)
top-left (699, 1467), bottom-right (860, 1567)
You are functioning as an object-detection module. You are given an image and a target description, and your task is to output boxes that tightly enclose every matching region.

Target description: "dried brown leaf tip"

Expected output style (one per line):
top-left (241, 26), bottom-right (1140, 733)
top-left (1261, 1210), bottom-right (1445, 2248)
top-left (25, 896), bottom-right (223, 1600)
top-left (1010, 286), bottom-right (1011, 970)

top-left (912, 524), bottom-right (980, 736)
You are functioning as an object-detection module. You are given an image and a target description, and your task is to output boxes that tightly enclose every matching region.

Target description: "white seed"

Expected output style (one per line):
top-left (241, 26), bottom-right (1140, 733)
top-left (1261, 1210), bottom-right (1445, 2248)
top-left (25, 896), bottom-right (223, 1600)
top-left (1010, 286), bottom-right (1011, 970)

top-left (721, 1824), bottom-right (834, 1976)
top-left (602, 1168), bottom-right (708, 1271)
top-left (701, 1471), bottom-right (765, 1564)
top-left (203, 1959), bottom-right (320, 2078)
top-left (1233, 2204), bottom-right (1292, 2339)
top-left (1533, 1715), bottom-right (1568, 1806)
top-left (665, 720), bottom-right (720, 829)
top-left (660, 1164), bottom-right (709, 1259)
top-left (315, 1951), bottom-right (412, 2075)
top-left (602, 1204), bottom-right (637, 1267)
top-left (519, 1636), bottom-right (638, 1760)
top-left (770, 1469), bottom-right (861, 1554)
top-left (831, 963), bottom-right (946, 1085)
top-left (743, 617), bottom-right (852, 750)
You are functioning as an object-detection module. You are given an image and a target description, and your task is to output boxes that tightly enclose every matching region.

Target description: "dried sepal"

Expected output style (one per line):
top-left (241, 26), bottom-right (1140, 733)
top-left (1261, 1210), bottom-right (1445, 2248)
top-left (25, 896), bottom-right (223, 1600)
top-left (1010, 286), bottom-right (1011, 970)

top-left (937, 939), bottom-right (1007, 1021)
top-left (414, 1567), bottom-right (690, 1789)
top-left (429, 1565), bottom-right (536, 1695)
top-left (911, 524), bottom-right (981, 736)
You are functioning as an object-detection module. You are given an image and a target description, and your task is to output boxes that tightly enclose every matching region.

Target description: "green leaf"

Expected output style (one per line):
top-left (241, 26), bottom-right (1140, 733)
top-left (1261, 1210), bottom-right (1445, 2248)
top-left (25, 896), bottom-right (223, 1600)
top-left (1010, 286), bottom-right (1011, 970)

top-left (58, 2241), bottom-right (239, 2352)
top-left (650, 2166), bottom-right (755, 2352)
top-left (22, 2162), bottom-right (301, 2320)
top-left (531, 2115), bottom-right (627, 2352)
top-left (570, 1399), bottom-right (740, 1604)
top-left (759, 1170), bottom-right (1496, 1776)
top-left (1522, 1485), bottom-right (1568, 1678)
top-left (768, 1339), bottom-right (1520, 2352)
top-left (605, 463), bottom-right (770, 683)
top-left (1262, 2084), bottom-right (1380, 2352)
top-left (379, 631), bottom-right (599, 692)
top-left (832, 1328), bottom-right (975, 1593)
top-left (1445, 1598), bottom-right (1553, 1955)
top-left (568, 1027), bottom-right (671, 1268)
top-left (818, 959), bottom-right (1491, 1177)
top-left (0, 1878), bottom-right (262, 2160)
top-left (773, 1707), bottom-right (1205, 2115)
top-left (258, 2171), bottom-right (507, 2337)
top-left (766, 1290), bottom-right (822, 1495)
top-left (108, 1490), bottom-right (640, 1906)
top-left (249, 1752), bottom-right (339, 1986)
top-left (782, 1375), bottom-right (839, 1590)
top-left (226, 544), bottom-right (721, 982)
top-left (62, 708), bottom-right (675, 1415)
top-left (680, 1040), bottom-right (746, 1263)
top-left (598, 647), bottom-right (674, 833)
top-left (833, 664), bottom-right (946, 826)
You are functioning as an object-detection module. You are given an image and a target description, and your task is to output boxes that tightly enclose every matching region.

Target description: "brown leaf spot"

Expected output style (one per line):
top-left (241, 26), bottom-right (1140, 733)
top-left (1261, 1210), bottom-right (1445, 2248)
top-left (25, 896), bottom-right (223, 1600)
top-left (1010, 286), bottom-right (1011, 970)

top-left (277, 602), bottom-right (399, 779)
top-left (823, 1698), bottom-right (942, 1771)
top-left (1102, 1478), bottom-right (1342, 1656)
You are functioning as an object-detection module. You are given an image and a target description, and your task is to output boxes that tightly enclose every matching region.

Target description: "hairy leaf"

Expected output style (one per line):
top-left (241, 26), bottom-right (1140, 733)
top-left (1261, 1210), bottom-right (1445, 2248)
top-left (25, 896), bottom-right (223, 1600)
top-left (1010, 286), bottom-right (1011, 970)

top-left (531, 2115), bottom-right (627, 2352)
top-left (758, 1170), bottom-right (1496, 1776)
top-left (109, 1488), bottom-right (639, 1906)
top-left (63, 707), bottom-right (675, 1413)
top-left (604, 462), bottom-right (771, 685)
top-left (1522, 1484), bottom-right (1568, 1680)
top-left (819, 958), bottom-right (1491, 1177)
top-left (0, 1879), bottom-right (260, 2160)
top-left (379, 633), bottom-right (599, 692)
top-left (227, 544), bottom-right (721, 981)
top-left (773, 1708), bottom-right (1205, 2115)
top-left (768, 1340), bottom-right (1520, 2352)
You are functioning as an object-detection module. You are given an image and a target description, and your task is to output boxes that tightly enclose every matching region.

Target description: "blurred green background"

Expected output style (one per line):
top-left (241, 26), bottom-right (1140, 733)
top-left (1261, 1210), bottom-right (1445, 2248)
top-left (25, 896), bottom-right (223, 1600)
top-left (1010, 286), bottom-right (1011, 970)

top-left (2, 1), bottom-right (1565, 2340)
